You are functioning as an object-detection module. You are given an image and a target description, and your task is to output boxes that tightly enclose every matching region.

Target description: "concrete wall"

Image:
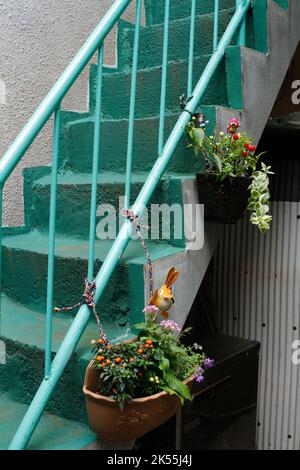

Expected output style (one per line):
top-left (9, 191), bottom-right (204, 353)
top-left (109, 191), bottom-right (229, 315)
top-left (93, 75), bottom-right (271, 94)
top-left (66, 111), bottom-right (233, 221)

top-left (0, 0), bottom-right (144, 226)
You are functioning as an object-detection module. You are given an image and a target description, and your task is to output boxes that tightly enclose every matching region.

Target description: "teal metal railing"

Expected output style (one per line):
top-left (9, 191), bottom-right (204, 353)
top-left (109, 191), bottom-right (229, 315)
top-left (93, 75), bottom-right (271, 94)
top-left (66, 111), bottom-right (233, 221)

top-left (0, 0), bottom-right (251, 450)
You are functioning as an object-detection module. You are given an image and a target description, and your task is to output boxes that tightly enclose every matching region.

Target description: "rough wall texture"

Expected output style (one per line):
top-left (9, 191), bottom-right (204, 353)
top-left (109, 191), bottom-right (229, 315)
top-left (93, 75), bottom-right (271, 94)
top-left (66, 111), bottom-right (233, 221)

top-left (0, 0), bottom-right (144, 226)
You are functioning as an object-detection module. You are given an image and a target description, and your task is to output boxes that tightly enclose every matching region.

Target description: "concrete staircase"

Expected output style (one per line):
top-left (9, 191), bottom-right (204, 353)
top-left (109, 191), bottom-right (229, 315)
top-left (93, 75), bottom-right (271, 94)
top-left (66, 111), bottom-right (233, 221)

top-left (0, 0), bottom-right (298, 450)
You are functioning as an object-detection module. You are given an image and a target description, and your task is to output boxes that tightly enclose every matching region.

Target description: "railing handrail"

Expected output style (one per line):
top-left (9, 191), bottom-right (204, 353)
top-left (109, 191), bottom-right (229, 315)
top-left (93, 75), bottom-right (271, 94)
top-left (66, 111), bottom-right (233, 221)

top-left (0, 0), bottom-right (132, 186)
top-left (7, 0), bottom-right (251, 450)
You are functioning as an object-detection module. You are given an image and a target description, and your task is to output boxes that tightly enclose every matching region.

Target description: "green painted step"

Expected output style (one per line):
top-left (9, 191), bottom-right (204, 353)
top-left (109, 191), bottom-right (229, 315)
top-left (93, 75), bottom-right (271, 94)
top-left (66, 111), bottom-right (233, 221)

top-left (59, 110), bottom-right (216, 174)
top-left (0, 394), bottom-right (96, 450)
top-left (144, 0), bottom-right (235, 25)
top-left (24, 167), bottom-right (205, 239)
top-left (24, 170), bottom-right (170, 237)
top-left (274, 0), bottom-right (288, 8)
top-left (1, 230), bottom-right (183, 322)
top-left (89, 54), bottom-right (228, 118)
top-left (120, 8), bottom-right (234, 70)
top-left (0, 293), bottom-right (130, 425)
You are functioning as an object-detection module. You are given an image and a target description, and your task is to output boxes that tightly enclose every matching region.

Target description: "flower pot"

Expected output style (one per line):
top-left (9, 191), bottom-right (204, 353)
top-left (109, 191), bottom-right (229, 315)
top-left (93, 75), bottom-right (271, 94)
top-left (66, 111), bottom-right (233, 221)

top-left (196, 173), bottom-right (251, 223)
top-left (83, 360), bottom-right (193, 442)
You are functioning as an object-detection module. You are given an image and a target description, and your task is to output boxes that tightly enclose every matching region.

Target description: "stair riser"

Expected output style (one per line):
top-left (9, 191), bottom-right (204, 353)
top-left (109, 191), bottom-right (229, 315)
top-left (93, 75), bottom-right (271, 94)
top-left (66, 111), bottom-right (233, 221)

top-left (144, 0), bottom-right (235, 25)
top-left (62, 115), bottom-right (193, 173)
top-left (120, 9), bottom-right (234, 70)
top-left (2, 248), bottom-right (131, 326)
top-left (89, 56), bottom-right (228, 118)
top-left (0, 337), bottom-right (88, 424)
top-left (60, 112), bottom-right (214, 174)
top-left (25, 178), bottom-right (170, 238)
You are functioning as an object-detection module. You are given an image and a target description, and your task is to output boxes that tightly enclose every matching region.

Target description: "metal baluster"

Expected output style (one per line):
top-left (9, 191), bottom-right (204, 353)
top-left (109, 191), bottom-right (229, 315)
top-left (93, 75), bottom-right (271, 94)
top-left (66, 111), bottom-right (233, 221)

top-left (158, 0), bottom-right (170, 156)
top-left (88, 46), bottom-right (104, 281)
top-left (187, 0), bottom-right (196, 97)
top-left (124, 0), bottom-right (142, 209)
top-left (45, 105), bottom-right (61, 379)
top-left (213, 0), bottom-right (220, 51)
top-left (236, 0), bottom-right (246, 46)
top-left (0, 185), bottom-right (2, 336)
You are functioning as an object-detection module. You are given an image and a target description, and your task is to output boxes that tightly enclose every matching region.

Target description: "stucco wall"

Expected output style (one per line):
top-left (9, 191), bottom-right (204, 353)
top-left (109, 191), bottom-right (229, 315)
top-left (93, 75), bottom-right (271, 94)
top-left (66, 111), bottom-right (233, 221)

top-left (0, 0), bottom-right (144, 226)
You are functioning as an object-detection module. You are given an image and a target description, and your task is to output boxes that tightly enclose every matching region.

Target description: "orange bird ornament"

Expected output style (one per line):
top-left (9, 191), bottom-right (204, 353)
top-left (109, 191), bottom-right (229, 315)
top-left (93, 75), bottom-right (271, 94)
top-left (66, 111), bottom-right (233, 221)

top-left (148, 267), bottom-right (179, 319)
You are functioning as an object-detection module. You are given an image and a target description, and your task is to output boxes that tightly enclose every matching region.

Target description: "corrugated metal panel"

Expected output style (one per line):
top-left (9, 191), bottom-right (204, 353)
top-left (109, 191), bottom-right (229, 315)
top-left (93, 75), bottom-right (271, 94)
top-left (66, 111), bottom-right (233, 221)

top-left (212, 201), bottom-right (300, 450)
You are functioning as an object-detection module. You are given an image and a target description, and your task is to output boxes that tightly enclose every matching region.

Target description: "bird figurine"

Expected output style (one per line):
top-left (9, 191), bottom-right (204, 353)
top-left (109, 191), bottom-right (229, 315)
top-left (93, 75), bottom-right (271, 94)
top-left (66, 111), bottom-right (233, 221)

top-left (148, 267), bottom-right (179, 319)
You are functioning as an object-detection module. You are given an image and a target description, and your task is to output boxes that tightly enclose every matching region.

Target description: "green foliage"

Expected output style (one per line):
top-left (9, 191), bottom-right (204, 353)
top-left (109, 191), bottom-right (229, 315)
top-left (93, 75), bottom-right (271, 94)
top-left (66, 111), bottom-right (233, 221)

top-left (185, 117), bottom-right (273, 232)
top-left (90, 316), bottom-right (208, 409)
top-left (247, 163), bottom-right (274, 233)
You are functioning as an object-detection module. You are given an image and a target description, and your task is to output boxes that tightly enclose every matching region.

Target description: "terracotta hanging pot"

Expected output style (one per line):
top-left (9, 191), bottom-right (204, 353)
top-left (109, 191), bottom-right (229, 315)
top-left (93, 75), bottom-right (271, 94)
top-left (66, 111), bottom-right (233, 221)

top-left (196, 173), bottom-right (251, 223)
top-left (83, 360), bottom-right (193, 442)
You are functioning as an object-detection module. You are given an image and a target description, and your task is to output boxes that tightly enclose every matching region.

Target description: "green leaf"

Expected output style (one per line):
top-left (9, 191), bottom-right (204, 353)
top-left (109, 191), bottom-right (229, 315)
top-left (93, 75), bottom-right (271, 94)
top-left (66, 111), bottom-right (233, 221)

top-left (163, 371), bottom-right (192, 402)
top-left (159, 356), bottom-right (170, 372)
top-left (191, 127), bottom-right (204, 147)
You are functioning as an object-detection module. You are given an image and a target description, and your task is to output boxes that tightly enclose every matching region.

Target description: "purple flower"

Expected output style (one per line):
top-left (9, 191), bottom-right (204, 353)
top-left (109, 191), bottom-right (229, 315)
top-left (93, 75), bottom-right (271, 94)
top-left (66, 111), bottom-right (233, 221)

top-left (143, 305), bottom-right (160, 322)
top-left (195, 374), bottom-right (204, 383)
top-left (160, 319), bottom-right (181, 332)
top-left (204, 357), bottom-right (215, 369)
top-left (143, 305), bottom-right (160, 314)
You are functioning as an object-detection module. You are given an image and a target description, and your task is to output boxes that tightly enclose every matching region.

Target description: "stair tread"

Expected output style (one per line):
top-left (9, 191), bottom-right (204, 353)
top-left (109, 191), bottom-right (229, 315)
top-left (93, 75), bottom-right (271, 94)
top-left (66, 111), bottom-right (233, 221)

top-left (33, 169), bottom-right (196, 186)
top-left (0, 294), bottom-right (130, 353)
top-left (0, 393), bottom-right (95, 450)
top-left (34, 170), bottom-right (161, 186)
top-left (2, 230), bottom-right (183, 263)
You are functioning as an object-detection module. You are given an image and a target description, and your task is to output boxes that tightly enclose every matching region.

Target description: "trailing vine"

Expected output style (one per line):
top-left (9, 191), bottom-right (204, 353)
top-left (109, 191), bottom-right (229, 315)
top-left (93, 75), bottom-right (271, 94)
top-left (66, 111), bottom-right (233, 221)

top-left (247, 163), bottom-right (274, 233)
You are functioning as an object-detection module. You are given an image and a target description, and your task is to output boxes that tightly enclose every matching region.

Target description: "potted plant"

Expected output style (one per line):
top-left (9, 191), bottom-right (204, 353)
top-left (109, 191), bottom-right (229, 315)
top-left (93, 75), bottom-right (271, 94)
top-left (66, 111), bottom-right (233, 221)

top-left (185, 115), bottom-right (273, 231)
top-left (83, 304), bottom-right (214, 443)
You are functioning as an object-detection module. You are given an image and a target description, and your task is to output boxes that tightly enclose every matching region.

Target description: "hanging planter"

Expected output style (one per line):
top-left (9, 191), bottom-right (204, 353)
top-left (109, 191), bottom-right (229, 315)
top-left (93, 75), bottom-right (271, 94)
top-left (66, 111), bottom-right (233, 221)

top-left (196, 173), bottom-right (251, 223)
top-left (83, 358), bottom-right (194, 442)
top-left (79, 218), bottom-right (214, 443)
top-left (184, 112), bottom-right (274, 232)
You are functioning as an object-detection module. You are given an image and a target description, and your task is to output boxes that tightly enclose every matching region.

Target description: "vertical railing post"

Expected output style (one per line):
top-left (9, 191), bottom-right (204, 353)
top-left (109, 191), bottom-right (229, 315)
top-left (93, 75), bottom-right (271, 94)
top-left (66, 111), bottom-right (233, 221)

top-left (236, 0), bottom-right (246, 46)
top-left (0, 184), bottom-right (3, 336)
top-left (187, 0), bottom-right (196, 98)
top-left (45, 104), bottom-right (61, 379)
top-left (88, 46), bottom-right (104, 281)
top-left (158, 0), bottom-right (170, 156)
top-left (124, 0), bottom-right (142, 209)
top-left (213, 0), bottom-right (220, 51)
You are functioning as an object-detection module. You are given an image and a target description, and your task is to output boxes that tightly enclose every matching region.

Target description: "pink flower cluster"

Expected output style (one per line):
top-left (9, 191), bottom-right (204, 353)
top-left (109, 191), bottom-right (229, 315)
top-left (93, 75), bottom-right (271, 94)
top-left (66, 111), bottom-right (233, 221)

top-left (160, 319), bottom-right (181, 332)
top-left (227, 118), bottom-right (240, 134)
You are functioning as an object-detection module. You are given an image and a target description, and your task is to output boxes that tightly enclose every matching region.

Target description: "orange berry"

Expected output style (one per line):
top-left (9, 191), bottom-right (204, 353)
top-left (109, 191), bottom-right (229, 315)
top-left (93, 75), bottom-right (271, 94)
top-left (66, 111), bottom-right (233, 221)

top-left (144, 344), bottom-right (150, 348)
top-left (146, 339), bottom-right (153, 345)
top-left (98, 339), bottom-right (104, 344)
top-left (129, 357), bottom-right (135, 362)
top-left (106, 344), bottom-right (112, 349)
top-left (106, 359), bottom-right (111, 364)
top-left (96, 355), bottom-right (102, 361)
top-left (115, 357), bottom-right (122, 363)
top-left (137, 349), bottom-right (143, 354)
top-left (101, 362), bottom-right (106, 367)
